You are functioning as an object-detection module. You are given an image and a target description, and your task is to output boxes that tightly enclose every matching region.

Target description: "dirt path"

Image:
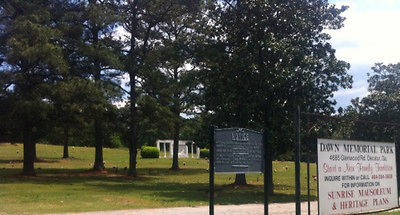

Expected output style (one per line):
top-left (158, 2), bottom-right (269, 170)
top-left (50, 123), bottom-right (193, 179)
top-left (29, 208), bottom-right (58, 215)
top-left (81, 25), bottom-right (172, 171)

top-left (51, 201), bottom-right (318, 215)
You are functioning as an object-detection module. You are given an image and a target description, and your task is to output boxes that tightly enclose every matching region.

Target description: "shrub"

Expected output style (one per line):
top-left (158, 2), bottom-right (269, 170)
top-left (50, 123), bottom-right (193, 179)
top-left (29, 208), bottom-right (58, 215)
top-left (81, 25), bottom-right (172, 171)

top-left (276, 150), bottom-right (294, 161)
top-left (140, 146), bottom-right (160, 158)
top-left (106, 134), bottom-right (124, 148)
top-left (200, 149), bottom-right (209, 159)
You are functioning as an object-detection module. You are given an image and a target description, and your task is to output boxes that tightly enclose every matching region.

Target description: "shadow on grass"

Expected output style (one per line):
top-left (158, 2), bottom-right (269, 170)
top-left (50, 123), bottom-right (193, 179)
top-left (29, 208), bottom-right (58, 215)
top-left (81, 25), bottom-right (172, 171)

top-left (0, 159), bottom-right (23, 164)
top-left (0, 167), bottom-right (207, 184)
top-left (0, 167), bottom-right (317, 206)
top-left (83, 180), bottom-right (316, 205)
top-left (0, 158), bottom-right (66, 164)
top-left (137, 167), bottom-right (208, 176)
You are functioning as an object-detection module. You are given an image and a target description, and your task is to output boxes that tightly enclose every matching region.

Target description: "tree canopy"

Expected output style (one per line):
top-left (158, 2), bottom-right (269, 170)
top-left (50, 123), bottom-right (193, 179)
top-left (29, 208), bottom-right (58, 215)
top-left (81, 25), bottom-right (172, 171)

top-left (199, 0), bottom-right (352, 157)
top-left (341, 63), bottom-right (400, 142)
top-left (0, 0), bottom-right (354, 176)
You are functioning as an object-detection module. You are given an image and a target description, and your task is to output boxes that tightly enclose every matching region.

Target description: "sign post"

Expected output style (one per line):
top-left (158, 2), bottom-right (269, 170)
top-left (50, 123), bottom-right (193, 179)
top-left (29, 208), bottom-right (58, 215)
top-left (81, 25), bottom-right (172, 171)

top-left (295, 106), bottom-right (301, 215)
top-left (317, 139), bottom-right (399, 214)
top-left (263, 130), bottom-right (269, 215)
top-left (209, 127), bottom-right (264, 213)
top-left (209, 126), bottom-right (215, 215)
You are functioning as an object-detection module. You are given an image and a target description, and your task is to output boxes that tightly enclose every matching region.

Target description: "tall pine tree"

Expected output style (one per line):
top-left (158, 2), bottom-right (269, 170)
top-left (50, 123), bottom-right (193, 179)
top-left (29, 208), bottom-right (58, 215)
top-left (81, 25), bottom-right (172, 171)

top-left (79, 0), bottom-right (122, 171)
top-left (0, 0), bottom-right (67, 175)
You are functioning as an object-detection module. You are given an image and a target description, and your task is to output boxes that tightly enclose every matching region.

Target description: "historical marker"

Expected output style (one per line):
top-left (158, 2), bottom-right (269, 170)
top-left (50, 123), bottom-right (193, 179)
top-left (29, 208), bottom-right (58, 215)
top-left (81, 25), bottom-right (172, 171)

top-left (214, 128), bottom-right (264, 173)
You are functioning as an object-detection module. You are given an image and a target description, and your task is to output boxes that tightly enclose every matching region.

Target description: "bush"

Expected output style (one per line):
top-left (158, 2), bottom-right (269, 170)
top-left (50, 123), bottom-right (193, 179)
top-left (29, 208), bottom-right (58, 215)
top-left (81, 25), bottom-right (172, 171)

top-left (200, 149), bottom-right (209, 159)
top-left (106, 134), bottom-right (124, 148)
top-left (276, 150), bottom-right (294, 161)
top-left (140, 146), bottom-right (160, 158)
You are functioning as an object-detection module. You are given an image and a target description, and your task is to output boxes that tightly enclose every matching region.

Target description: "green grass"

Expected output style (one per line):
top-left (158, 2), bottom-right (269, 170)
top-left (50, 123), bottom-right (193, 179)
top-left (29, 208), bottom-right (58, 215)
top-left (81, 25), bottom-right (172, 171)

top-left (0, 143), bottom-right (318, 214)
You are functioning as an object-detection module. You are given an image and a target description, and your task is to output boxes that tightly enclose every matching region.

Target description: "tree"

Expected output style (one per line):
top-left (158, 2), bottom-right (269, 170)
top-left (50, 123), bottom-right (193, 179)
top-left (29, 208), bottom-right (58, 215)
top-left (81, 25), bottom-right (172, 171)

top-left (153, 2), bottom-right (202, 170)
top-left (136, 95), bottom-right (174, 146)
top-left (45, 1), bottom-right (91, 158)
top-left (348, 63), bottom-right (400, 142)
top-left (120, 0), bottom-right (152, 177)
top-left (78, 0), bottom-right (122, 171)
top-left (199, 0), bottom-right (352, 186)
top-left (0, 0), bottom-right (67, 175)
top-left (48, 78), bottom-right (106, 158)
top-left (119, 0), bottom-right (197, 176)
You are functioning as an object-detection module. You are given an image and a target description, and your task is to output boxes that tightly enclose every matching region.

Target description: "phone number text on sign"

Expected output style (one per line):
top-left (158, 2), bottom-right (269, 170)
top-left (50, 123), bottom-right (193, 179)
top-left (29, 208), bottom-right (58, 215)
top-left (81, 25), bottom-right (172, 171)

top-left (317, 139), bottom-right (398, 215)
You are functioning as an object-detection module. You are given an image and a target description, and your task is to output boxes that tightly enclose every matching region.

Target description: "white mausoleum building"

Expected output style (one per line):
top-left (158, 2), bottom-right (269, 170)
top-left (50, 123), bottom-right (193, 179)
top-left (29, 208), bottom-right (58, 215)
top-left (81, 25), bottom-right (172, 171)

top-left (156, 140), bottom-right (200, 158)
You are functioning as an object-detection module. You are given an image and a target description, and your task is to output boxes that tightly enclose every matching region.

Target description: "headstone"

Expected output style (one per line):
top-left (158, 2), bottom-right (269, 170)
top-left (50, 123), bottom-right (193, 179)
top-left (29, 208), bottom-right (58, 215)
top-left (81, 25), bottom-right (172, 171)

top-left (178, 144), bottom-right (189, 158)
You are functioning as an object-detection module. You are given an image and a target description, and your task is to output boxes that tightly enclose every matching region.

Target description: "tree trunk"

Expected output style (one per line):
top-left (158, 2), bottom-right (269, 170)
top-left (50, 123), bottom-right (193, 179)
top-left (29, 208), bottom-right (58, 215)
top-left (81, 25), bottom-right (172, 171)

top-left (128, 143), bottom-right (137, 176)
top-left (90, 2), bottom-right (104, 171)
top-left (170, 67), bottom-right (181, 171)
top-left (127, 96), bottom-right (138, 176)
top-left (266, 149), bottom-right (274, 195)
top-left (265, 102), bottom-right (275, 195)
top-left (33, 141), bottom-right (37, 162)
top-left (234, 173), bottom-right (247, 186)
top-left (92, 65), bottom-right (104, 171)
top-left (93, 119), bottom-right (104, 171)
top-left (22, 123), bottom-right (35, 176)
top-left (126, 0), bottom-right (140, 177)
top-left (128, 72), bottom-right (138, 177)
top-left (171, 121), bottom-right (180, 170)
top-left (63, 127), bottom-right (69, 159)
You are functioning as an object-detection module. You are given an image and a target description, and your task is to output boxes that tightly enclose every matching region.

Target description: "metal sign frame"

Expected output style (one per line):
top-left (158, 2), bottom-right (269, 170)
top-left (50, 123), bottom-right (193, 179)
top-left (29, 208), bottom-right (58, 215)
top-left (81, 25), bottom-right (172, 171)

top-left (209, 127), bottom-right (269, 215)
top-left (214, 128), bottom-right (264, 174)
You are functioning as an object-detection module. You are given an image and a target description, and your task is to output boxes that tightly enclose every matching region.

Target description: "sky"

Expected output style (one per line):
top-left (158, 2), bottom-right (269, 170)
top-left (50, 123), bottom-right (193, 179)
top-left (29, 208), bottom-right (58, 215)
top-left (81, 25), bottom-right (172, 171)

top-left (328, 0), bottom-right (400, 108)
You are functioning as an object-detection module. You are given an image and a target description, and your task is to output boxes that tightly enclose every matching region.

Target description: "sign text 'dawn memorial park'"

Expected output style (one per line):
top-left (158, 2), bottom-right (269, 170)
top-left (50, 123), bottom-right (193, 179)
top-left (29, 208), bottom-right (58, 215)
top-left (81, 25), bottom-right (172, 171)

top-left (214, 128), bottom-right (263, 173)
top-left (318, 139), bottom-right (398, 214)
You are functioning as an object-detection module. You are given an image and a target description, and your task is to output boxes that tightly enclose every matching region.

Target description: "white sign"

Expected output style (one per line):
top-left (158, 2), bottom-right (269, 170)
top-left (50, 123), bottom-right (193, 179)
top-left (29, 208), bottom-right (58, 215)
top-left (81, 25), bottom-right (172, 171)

top-left (318, 139), bottom-right (398, 215)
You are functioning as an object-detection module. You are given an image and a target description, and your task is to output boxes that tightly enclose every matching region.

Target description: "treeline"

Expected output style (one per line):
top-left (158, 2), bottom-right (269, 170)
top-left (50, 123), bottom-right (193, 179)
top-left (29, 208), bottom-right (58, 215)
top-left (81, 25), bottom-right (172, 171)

top-left (0, 0), bottom-right (359, 176)
top-left (297, 62), bottom-right (400, 164)
top-left (334, 63), bottom-right (400, 143)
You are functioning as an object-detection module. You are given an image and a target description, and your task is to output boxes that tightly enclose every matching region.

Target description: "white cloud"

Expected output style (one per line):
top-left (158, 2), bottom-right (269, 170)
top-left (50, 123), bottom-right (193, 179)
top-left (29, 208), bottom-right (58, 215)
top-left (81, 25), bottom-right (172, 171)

top-left (329, 0), bottom-right (400, 107)
top-left (333, 81), bottom-right (368, 98)
top-left (329, 5), bottom-right (400, 64)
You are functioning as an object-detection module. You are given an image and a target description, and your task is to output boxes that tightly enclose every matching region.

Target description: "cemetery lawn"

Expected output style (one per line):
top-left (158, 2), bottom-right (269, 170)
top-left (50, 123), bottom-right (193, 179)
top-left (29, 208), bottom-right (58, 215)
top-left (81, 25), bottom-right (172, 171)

top-left (0, 143), bottom-right (317, 214)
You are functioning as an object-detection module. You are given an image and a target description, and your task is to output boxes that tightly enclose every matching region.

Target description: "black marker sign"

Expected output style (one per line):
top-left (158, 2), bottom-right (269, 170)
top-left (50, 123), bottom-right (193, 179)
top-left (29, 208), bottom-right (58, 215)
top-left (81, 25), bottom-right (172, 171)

top-left (214, 128), bottom-right (263, 173)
